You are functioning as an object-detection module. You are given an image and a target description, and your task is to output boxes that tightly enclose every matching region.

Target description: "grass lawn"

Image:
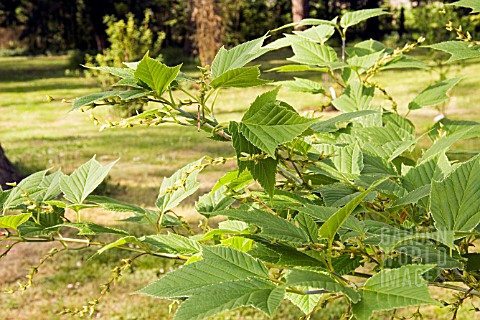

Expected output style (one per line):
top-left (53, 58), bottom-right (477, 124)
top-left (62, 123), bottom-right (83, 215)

top-left (0, 51), bottom-right (479, 319)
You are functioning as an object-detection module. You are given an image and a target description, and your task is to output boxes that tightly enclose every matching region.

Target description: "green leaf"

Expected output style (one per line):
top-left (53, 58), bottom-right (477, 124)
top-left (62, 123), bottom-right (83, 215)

top-left (174, 278), bottom-right (284, 320)
top-left (449, 0), bottom-right (480, 12)
top-left (0, 213), bottom-right (31, 230)
top-left (230, 122), bottom-right (278, 197)
top-left (210, 66), bottom-right (269, 89)
top-left (3, 170), bottom-right (48, 210)
top-left (340, 8), bottom-right (390, 30)
top-left (195, 186), bottom-right (235, 217)
top-left (60, 222), bottom-right (129, 236)
top-left (83, 65), bottom-right (134, 78)
top-left (275, 77), bottom-right (324, 94)
top-left (137, 246), bottom-right (269, 298)
top-left (87, 195), bottom-right (153, 216)
top-left (266, 64), bottom-right (328, 73)
top-left (319, 179), bottom-right (382, 244)
top-left (211, 35), bottom-right (270, 78)
top-left (212, 169), bottom-right (253, 193)
top-left (401, 153), bottom-right (450, 192)
top-left (218, 208), bottom-right (310, 244)
top-left (426, 41), bottom-right (480, 63)
top-left (382, 55), bottom-right (430, 70)
top-left (311, 110), bottom-right (377, 133)
top-left (391, 184), bottom-right (431, 208)
top-left (332, 81), bottom-right (375, 112)
top-left (134, 54), bottom-right (181, 96)
top-left (352, 265), bottom-right (440, 320)
top-left (294, 213), bottom-right (319, 242)
top-left (71, 90), bottom-right (149, 111)
top-left (37, 170), bottom-right (63, 202)
top-left (420, 126), bottom-right (480, 162)
top-left (395, 242), bottom-right (463, 269)
top-left (112, 77), bottom-right (145, 89)
top-left (97, 236), bottom-right (147, 254)
top-left (59, 156), bottom-right (117, 204)
top-left (408, 78), bottom-right (461, 110)
top-left (431, 155), bottom-right (480, 233)
top-left (286, 290), bottom-right (322, 315)
top-left (156, 158), bottom-right (204, 213)
top-left (143, 234), bottom-right (201, 254)
top-left (293, 24), bottom-right (335, 44)
top-left (286, 269), bottom-right (360, 302)
top-left (239, 88), bottom-right (316, 157)
top-left (289, 38), bottom-right (339, 68)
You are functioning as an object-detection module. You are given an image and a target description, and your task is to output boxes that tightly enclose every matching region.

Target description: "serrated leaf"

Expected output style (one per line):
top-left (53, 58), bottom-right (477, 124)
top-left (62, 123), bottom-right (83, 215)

top-left (352, 265), bottom-right (440, 320)
top-left (195, 186), bottom-right (235, 217)
top-left (87, 195), bottom-right (153, 216)
top-left (289, 38), bottom-right (339, 68)
top-left (134, 54), bottom-right (181, 96)
top-left (59, 156), bottom-right (117, 204)
top-left (230, 122), bottom-right (277, 197)
top-left (112, 77), bottom-right (145, 89)
top-left (97, 236), bottom-right (146, 254)
top-left (137, 246), bottom-right (269, 298)
top-left (340, 8), bottom-right (390, 30)
top-left (286, 290), bottom-right (322, 315)
top-left (71, 90), bottom-right (148, 111)
top-left (431, 155), bottom-right (480, 233)
top-left (156, 158), bottom-right (204, 213)
top-left (319, 179), bottom-right (382, 244)
top-left (218, 208), bottom-right (309, 244)
top-left (275, 77), bottom-right (324, 94)
top-left (426, 41), bottom-right (480, 63)
top-left (293, 24), bottom-right (335, 44)
top-left (211, 35), bottom-right (270, 78)
top-left (239, 88), bottom-right (316, 157)
top-left (3, 170), bottom-right (48, 210)
top-left (392, 184), bottom-right (431, 208)
top-left (408, 78), bottom-right (461, 110)
top-left (212, 169), bottom-right (253, 193)
top-left (174, 278), bottom-right (284, 320)
top-left (143, 234), bottom-right (201, 254)
top-left (266, 64), bottom-right (328, 73)
top-left (382, 55), bottom-right (429, 70)
top-left (83, 65), bottom-right (134, 78)
top-left (420, 126), bottom-right (480, 162)
top-left (210, 66), bottom-right (269, 88)
top-left (449, 0), bottom-right (480, 12)
top-left (395, 242), bottom-right (463, 269)
top-left (294, 213), bottom-right (319, 243)
top-left (333, 81), bottom-right (374, 112)
top-left (286, 269), bottom-right (360, 302)
top-left (60, 222), bottom-right (129, 236)
top-left (0, 213), bottom-right (31, 230)
top-left (37, 170), bottom-right (63, 202)
top-left (311, 110), bottom-right (377, 133)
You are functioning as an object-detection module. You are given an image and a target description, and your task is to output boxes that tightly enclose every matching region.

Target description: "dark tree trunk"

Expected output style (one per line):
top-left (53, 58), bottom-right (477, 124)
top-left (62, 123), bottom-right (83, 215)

top-left (0, 144), bottom-right (20, 189)
top-left (292, 0), bottom-right (309, 30)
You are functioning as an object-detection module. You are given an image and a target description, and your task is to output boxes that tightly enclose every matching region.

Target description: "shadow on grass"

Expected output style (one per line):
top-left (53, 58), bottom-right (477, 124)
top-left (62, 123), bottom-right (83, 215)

top-left (0, 81), bottom-right (94, 93)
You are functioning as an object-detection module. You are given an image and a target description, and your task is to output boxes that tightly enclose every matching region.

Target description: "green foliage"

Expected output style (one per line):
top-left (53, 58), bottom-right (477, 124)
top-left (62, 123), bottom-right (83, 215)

top-left (3, 5), bottom-right (480, 320)
top-left (85, 10), bottom-right (165, 88)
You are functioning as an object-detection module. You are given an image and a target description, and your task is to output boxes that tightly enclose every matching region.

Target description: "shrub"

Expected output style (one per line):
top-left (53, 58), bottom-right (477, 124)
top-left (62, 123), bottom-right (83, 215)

top-left (2, 4), bottom-right (480, 320)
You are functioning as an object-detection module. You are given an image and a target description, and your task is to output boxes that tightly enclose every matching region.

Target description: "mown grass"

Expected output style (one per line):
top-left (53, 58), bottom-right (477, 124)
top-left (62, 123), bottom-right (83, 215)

top-left (0, 50), bottom-right (479, 319)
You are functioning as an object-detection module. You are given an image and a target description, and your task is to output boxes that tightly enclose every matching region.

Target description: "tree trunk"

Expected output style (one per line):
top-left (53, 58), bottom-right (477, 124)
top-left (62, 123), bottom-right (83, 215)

top-left (0, 144), bottom-right (20, 189)
top-left (292, 0), bottom-right (309, 30)
top-left (192, 0), bottom-right (224, 66)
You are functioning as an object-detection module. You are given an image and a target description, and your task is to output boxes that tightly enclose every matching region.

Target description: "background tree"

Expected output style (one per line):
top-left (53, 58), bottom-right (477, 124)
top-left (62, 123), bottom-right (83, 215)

top-left (0, 145), bottom-right (20, 189)
top-left (292, 0), bottom-right (309, 29)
